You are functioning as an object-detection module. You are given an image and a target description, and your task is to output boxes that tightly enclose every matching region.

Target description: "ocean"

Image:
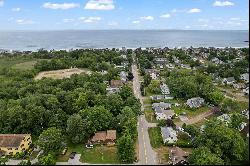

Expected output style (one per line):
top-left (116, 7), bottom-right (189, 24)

top-left (0, 30), bottom-right (248, 51)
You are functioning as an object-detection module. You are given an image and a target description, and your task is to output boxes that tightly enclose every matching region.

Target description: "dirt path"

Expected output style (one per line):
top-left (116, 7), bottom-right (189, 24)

top-left (176, 110), bottom-right (214, 127)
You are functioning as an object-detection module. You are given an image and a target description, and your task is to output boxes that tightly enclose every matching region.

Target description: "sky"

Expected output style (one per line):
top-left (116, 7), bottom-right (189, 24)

top-left (0, 0), bottom-right (249, 30)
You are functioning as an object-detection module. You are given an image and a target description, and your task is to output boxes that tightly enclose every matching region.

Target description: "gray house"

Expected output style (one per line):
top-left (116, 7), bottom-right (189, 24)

top-left (186, 97), bottom-right (205, 108)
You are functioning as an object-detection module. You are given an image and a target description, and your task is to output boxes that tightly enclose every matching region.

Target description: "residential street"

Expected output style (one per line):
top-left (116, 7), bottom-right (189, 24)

top-left (132, 61), bottom-right (157, 165)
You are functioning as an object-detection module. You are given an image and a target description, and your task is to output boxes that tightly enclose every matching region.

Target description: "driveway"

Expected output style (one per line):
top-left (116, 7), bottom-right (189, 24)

top-left (56, 154), bottom-right (83, 165)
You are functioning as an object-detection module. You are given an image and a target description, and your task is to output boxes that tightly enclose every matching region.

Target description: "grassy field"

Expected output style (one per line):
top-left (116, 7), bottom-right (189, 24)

top-left (145, 109), bottom-right (158, 123)
top-left (173, 105), bottom-right (210, 118)
top-left (155, 146), bottom-right (170, 165)
top-left (0, 57), bottom-right (37, 70)
top-left (80, 146), bottom-right (120, 164)
top-left (148, 127), bottom-right (163, 149)
top-left (12, 61), bottom-right (38, 70)
top-left (57, 143), bottom-right (120, 164)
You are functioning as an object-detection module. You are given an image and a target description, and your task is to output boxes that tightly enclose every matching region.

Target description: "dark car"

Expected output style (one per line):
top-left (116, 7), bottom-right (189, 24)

top-left (69, 152), bottom-right (76, 159)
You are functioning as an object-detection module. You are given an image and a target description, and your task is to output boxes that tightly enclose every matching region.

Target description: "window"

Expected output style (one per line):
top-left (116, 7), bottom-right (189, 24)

top-left (21, 144), bottom-right (24, 147)
top-left (15, 148), bottom-right (18, 150)
top-left (7, 148), bottom-right (12, 150)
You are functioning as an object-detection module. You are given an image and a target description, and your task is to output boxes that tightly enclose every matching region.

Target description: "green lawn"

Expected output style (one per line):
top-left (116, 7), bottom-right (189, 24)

top-left (173, 105), bottom-right (210, 118)
top-left (145, 109), bottom-right (158, 123)
top-left (148, 127), bottom-right (163, 149)
top-left (57, 143), bottom-right (120, 164)
top-left (80, 146), bottom-right (120, 164)
top-left (143, 98), bottom-right (152, 105)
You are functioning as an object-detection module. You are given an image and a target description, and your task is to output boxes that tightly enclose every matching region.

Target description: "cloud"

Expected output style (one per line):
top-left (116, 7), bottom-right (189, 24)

top-left (187, 8), bottom-right (201, 13)
top-left (171, 8), bottom-right (186, 13)
top-left (42, 2), bottom-right (80, 10)
top-left (84, 0), bottom-right (115, 10)
top-left (160, 14), bottom-right (171, 18)
top-left (0, 0), bottom-right (4, 7)
top-left (63, 19), bottom-right (75, 23)
top-left (140, 16), bottom-right (154, 21)
top-left (16, 19), bottom-right (35, 25)
top-left (185, 25), bottom-right (191, 29)
top-left (132, 21), bottom-right (140, 24)
top-left (213, 1), bottom-right (234, 7)
top-left (12, 8), bottom-right (21, 12)
top-left (83, 17), bottom-right (102, 23)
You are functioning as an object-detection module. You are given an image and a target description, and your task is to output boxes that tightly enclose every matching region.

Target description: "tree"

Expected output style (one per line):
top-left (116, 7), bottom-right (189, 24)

top-left (183, 125), bottom-right (199, 138)
top-left (188, 147), bottom-right (224, 165)
top-left (66, 114), bottom-right (86, 144)
top-left (220, 98), bottom-right (241, 113)
top-left (0, 157), bottom-right (8, 165)
top-left (119, 85), bottom-right (133, 100)
top-left (143, 73), bottom-right (152, 87)
top-left (147, 80), bottom-right (161, 94)
top-left (127, 72), bottom-right (134, 81)
top-left (193, 121), bottom-right (246, 163)
top-left (18, 160), bottom-right (31, 165)
top-left (207, 90), bottom-right (224, 106)
top-left (157, 120), bottom-right (167, 127)
top-left (39, 153), bottom-right (56, 165)
top-left (117, 132), bottom-right (135, 163)
top-left (106, 94), bottom-right (123, 116)
top-left (37, 127), bottom-right (64, 154)
top-left (166, 119), bottom-right (176, 128)
top-left (229, 113), bottom-right (245, 130)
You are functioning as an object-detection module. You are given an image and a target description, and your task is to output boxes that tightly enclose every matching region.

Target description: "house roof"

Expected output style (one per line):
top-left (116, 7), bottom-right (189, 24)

top-left (91, 130), bottom-right (117, 142)
top-left (225, 77), bottom-right (235, 82)
top-left (91, 131), bottom-right (107, 142)
top-left (161, 127), bottom-right (177, 140)
top-left (110, 80), bottom-right (123, 88)
top-left (162, 109), bottom-right (175, 116)
top-left (0, 134), bottom-right (30, 148)
top-left (106, 130), bottom-right (116, 140)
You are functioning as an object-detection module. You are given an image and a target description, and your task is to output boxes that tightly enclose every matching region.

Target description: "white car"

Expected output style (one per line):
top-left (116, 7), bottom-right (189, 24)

top-left (85, 144), bottom-right (93, 149)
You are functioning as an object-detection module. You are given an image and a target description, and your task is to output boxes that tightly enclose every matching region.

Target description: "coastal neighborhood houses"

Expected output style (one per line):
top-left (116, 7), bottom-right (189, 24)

top-left (0, 134), bottom-right (32, 156)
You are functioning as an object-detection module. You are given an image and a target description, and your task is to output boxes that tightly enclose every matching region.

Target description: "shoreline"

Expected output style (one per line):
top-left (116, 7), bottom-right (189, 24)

top-left (0, 45), bottom-right (249, 53)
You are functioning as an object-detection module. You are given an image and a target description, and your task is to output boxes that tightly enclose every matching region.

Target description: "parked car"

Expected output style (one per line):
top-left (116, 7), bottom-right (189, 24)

top-left (85, 144), bottom-right (93, 149)
top-left (69, 152), bottom-right (76, 159)
top-left (61, 147), bottom-right (68, 155)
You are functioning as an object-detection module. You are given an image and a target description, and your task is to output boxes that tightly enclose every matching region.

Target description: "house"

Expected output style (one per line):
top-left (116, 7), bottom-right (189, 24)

top-left (0, 134), bottom-right (32, 156)
top-left (161, 127), bottom-right (177, 144)
top-left (152, 102), bottom-right (172, 110)
top-left (169, 147), bottom-right (189, 165)
top-left (186, 97), bottom-right (205, 108)
top-left (223, 77), bottom-right (235, 85)
top-left (121, 54), bottom-right (127, 59)
top-left (240, 73), bottom-right (249, 83)
top-left (233, 83), bottom-right (246, 90)
top-left (144, 69), bottom-right (160, 80)
top-left (90, 130), bottom-right (116, 145)
top-left (120, 71), bottom-right (127, 83)
top-left (150, 95), bottom-right (165, 101)
top-left (243, 87), bottom-right (249, 95)
top-left (154, 108), bottom-right (175, 120)
top-left (160, 83), bottom-right (170, 95)
top-left (241, 109), bottom-right (249, 120)
top-left (155, 58), bottom-right (168, 65)
top-left (181, 64), bottom-right (191, 70)
top-left (211, 57), bottom-right (224, 65)
top-left (106, 80), bottom-right (123, 94)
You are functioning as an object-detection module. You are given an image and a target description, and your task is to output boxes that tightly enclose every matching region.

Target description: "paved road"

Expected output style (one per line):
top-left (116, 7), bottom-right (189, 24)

top-left (132, 61), bottom-right (157, 165)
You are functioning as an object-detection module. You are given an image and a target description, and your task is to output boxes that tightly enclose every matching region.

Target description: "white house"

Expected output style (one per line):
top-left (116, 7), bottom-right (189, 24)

top-left (161, 127), bottom-right (178, 144)
top-left (120, 71), bottom-right (127, 83)
top-left (145, 69), bottom-right (160, 80)
top-left (243, 87), bottom-right (249, 95)
top-left (154, 108), bottom-right (175, 120)
top-left (223, 77), bottom-right (235, 85)
top-left (160, 83), bottom-right (170, 95)
top-left (152, 102), bottom-right (172, 110)
top-left (240, 73), bottom-right (249, 83)
top-left (186, 97), bottom-right (205, 108)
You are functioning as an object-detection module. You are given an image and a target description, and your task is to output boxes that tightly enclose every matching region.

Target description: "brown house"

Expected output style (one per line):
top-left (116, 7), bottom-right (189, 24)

top-left (110, 80), bottom-right (123, 88)
top-left (90, 130), bottom-right (116, 145)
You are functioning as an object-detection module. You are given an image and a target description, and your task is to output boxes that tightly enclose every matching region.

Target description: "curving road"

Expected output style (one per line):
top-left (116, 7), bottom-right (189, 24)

top-left (132, 59), bottom-right (157, 165)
